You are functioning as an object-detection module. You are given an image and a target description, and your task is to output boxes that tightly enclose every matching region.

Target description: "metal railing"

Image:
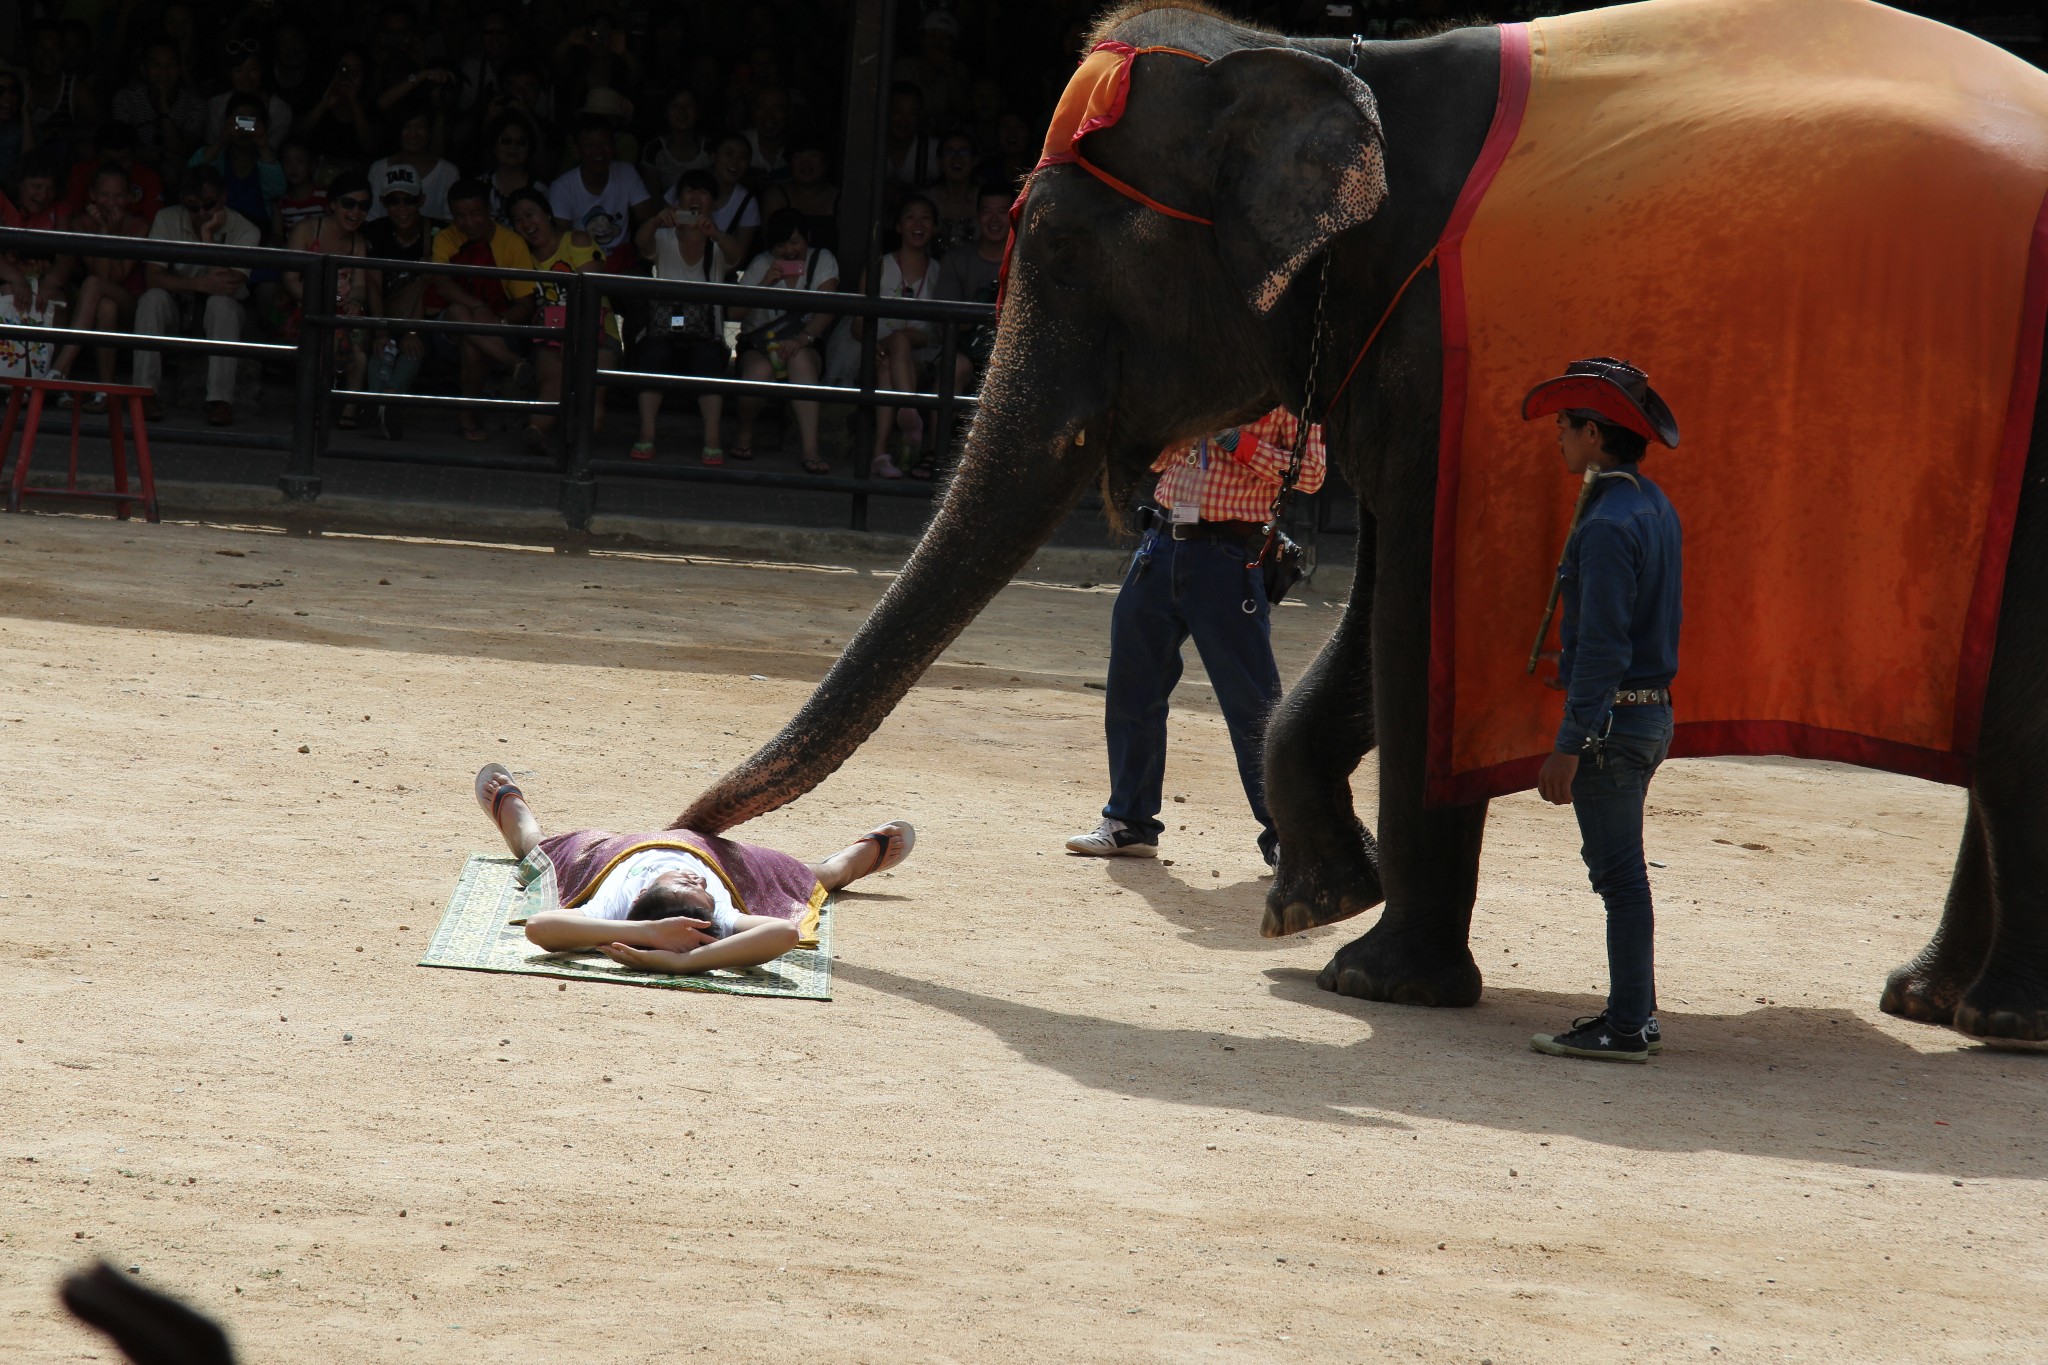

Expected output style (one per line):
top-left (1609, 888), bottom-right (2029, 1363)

top-left (0, 225), bottom-right (995, 530)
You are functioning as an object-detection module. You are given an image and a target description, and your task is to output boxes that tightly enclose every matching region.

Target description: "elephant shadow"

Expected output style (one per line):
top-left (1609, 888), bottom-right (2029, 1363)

top-left (833, 960), bottom-right (2047, 1180)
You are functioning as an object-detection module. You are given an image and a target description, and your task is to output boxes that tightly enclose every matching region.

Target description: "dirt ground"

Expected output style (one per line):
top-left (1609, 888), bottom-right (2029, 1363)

top-left (1, 510), bottom-right (2043, 1364)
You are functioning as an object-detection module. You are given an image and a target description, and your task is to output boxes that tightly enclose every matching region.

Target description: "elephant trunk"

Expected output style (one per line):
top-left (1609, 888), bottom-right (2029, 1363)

top-left (674, 418), bottom-right (1101, 833)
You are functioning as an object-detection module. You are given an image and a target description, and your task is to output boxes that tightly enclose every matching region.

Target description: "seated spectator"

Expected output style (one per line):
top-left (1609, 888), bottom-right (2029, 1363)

top-left (109, 43), bottom-right (205, 177)
top-left (273, 140), bottom-right (326, 241)
top-left (23, 21), bottom-right (98, 167)
top-left (545, 112), bottom-right (651, 271)
top-left (282, 169), bottom-right (371, 428)
top-left (882, 83), bottom-right (939, 202)
top-left (2, 154), bottom-right (76, 331)
top-left (267, 24), bottom-right (322, 127)
top-left (134, 163), bottom-right (261, 426)
top-left (189, 95), bottom-right (285, 235)
top-left (368, 102), bottom-right (460, 222)
top-left (854, 197), bottom-right (939, 480)
top-left (478, 111), bottom-right (542, 225)
top-left (51, 165), bottom-right (150, 408)
top-left (6, 152), bottom-right (66, 232)
top-left (743, 86), bottom-right (793, 189)
top-left (299, 49), bottom-right (380, 175)
top-left (425, 178), bottom-right (535, 441)
top-left (367, 1), bottom-right (433, 112)
top-left (204, 38), bottom-right (293, 152)
top-left (924, 133), bottom-right (980, 258)
top-left (506, 187), bottom-right (616, 452)
top-left (0, 71), bottom-right (34, 188)
top-left (364, 164), bottom-right (436, 439)
top-left (895, 12), bottom-right (968, 134)
top-left (477, 58), bottom-right (556, 157)
top-left (562, 89), bottom-right (639, 171)
top-left (639, 89), bottom-right (708, 196)
top-left (761, 139), bottom-right (839, 252)
top-left (732, 208), bottom-right (838, 474)
top-left (632, 169), bottom-right (730, 465)
top-left (991, 111), bottom-right (1036, 187)
top-left (61, 123), bottom-right (166, 222)
top-left (457, 10), bottom-right (518, 118)
top-left (933, 183), bottom-right (1011, 402)
top-left (550, 15), bottom-right (641, 121)
top-left (965, 78), bottom-right (1005, 163)
top-left (705, 132), bottom-right (761, 268)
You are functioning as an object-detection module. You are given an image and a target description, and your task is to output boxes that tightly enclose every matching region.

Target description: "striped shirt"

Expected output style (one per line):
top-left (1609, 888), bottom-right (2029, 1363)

top-left (1150, 409), bottom-right (1327, 524)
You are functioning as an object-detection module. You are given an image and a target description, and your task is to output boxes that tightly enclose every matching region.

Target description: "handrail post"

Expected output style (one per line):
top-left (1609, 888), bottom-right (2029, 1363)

top-left (281, 252), bottom-right (335, 501)
top-left (558, 273), bottom-right (601, 530)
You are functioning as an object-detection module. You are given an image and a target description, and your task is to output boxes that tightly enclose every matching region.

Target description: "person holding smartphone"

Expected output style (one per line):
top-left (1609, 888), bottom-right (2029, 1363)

top-left (731, 209), bottom-right (837, 473)
top-left (633, 169), bottom-right (731, 464)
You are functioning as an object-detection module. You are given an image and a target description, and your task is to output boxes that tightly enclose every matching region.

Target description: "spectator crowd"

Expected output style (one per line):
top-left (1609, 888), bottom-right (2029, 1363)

top-left (0, 0), bottom-right (1098, 477)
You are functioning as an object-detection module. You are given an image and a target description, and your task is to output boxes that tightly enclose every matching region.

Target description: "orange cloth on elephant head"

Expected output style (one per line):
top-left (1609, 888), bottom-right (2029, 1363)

top-left (1425, 0), bottom-right (2048, 805)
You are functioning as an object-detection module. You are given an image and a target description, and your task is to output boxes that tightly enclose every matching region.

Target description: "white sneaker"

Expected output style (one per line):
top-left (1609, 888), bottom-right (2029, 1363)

top-left (1064, 818), bottom-right (1158, 857)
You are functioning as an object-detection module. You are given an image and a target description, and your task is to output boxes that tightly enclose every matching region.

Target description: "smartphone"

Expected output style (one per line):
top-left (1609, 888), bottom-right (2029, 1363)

top-left (675, 208), bottom-right (701, 225)
top-left (774, 257), bottom-right (805, 277)
top-left (234, 114), bottom-right (257, 133)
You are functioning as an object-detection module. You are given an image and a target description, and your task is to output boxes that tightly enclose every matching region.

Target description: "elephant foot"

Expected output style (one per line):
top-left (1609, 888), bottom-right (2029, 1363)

top-left (1878, 953), bottom-right (1972, 1028)
top-left (1261, 822), bottom-right (1384, 939)
top-left (1315, 918), bottom-right (1481, 1008)
top-left (1951, 970), bottom-right (2048, 1048)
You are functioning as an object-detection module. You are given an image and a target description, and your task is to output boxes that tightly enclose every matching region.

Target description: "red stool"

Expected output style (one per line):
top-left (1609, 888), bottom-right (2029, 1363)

top-left (0, 376), bottom-right (160, 523)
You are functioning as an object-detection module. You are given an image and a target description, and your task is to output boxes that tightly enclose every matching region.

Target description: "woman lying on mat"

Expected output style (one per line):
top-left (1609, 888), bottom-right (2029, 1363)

top-left (474, 762), bottom-right (914, 974)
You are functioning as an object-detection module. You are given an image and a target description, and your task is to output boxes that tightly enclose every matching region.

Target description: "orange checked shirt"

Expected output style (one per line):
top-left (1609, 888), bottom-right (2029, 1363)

top-left (1150, 409), bottom-right (1327, 524)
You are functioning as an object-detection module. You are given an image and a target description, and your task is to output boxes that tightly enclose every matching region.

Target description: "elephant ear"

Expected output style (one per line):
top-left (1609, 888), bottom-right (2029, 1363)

top-left (1205, 47), bottom-right (1388, 316)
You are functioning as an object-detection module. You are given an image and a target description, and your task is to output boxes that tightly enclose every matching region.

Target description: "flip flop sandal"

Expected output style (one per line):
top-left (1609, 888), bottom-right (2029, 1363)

top-left (803, 455), bottom-right (833, 474)
top-left (852, 821), bottom-right (917, 879)
top-left (729, 442), bottom-right (755, 461)
top-left (462, 425), bottom-right (489, 442)
top-left (336, 406), bottom-right (360, 430)
top-left (82, 393), bottom-right (108, 416)
top-left (700, 447), bottom-right (725, 466)
top-left (630, 441), bottom-right (657, 461)
top-left (473, 762), bottom-right (522, 822)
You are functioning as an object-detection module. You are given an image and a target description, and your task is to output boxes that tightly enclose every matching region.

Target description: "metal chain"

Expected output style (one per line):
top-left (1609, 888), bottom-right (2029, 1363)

top-left (1257, 251), bottom-right (1332, 553)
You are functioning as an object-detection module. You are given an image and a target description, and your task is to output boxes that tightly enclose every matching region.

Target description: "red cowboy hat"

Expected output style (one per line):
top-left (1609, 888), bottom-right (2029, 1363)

top-left (1522, 356), bottom-right (1680, 449)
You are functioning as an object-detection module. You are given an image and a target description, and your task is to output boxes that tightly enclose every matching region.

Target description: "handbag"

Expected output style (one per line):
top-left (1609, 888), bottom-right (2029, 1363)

top-left (1260, 530), bottom-right (1309, 605)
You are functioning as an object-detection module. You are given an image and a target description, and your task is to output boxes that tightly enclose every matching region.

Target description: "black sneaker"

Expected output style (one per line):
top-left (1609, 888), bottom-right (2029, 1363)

top-left (1531, 1013), bottom-right (1651, 1063)
top-left (1645, 1017), bottom-right (1663, 1054)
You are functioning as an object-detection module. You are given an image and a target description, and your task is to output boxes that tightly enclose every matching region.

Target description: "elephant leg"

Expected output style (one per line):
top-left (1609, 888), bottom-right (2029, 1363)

top-left (1946, 357), bottom-right (2048, 1044)
top-left (1263, 503), bottom-right (1384, 937)
top-left (1880, 800), bottom-right (1992, 1027)
top-left (1319, 466), bottom-right (1485, 1007)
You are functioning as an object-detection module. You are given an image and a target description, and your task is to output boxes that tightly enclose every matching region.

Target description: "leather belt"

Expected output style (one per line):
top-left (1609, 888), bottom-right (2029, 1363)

top-left (1168, 519), bottom-right (1264, 544)
top-left (1613, 688), bottom-right (1671, 706)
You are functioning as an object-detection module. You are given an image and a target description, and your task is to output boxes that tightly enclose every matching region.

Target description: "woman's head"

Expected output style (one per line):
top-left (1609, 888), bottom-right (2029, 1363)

top-left (326, 169), bottom-right (371, 225)
top-left (140, 42), bottom-right (180, 89)
top-left (87, 165), bottom-right (132, 219)
top-left (484, 111), bottom-right (535, 170)
top-left (761, 207), bottom-right (809, 259)
top-left (395, 103), bottom-right (433, 155)
top-left (664, 88), bottom-right (698, 136)
top-left (712, 133), bottom-right (750, 187)
top-left (627, 870), bottom-right (715, 921)
top-left (506, 187), bottom-right (556, 247)
top-left (938, 134), bottom-right (976, 183)
top-left (896, 195), bottom-right (936, 250)
top-left (223, 36), bottom-right (264, 92)
top-left (788, 141), bottom-right (829, 186)
top-left (673, 168), bottom-right (717, 215)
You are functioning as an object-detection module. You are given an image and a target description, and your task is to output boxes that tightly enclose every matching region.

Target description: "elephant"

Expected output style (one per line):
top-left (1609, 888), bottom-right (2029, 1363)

top-left (679, 1), bottom-right (2048, 1045)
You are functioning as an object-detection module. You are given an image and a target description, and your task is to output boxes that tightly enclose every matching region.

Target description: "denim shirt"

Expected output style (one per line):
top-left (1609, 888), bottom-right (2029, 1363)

top-left (1555, 465), bottom-right (1683, 753)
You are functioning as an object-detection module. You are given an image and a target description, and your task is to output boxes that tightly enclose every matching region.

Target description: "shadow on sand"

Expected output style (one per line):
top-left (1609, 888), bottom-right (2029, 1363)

top-left (835, 959), bottom-right (2047, 1179)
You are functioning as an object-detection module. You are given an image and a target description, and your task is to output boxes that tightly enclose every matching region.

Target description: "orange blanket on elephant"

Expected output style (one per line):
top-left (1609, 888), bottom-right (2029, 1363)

top-left (1426, 0), bottom-right (2048, 806)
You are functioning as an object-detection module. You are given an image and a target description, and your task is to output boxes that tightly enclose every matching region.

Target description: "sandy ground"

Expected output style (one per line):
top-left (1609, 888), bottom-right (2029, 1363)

top-left (0, 510), bottom-right (2044, 1364)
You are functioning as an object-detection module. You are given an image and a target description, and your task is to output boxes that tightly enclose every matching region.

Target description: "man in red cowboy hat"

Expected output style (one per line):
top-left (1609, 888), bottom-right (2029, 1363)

top-left (1520, 357), bottom-right (1683, 1062)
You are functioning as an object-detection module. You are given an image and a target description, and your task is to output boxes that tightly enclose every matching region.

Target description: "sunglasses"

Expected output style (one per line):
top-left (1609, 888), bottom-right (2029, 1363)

top-left (334, 195), bottom-right (372, 210)
top-left (224, 38), bottom-right (261, 56)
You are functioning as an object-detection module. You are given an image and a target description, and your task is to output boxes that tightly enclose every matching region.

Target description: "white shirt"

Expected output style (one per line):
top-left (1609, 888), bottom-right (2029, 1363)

top-left (546, 162), bottom-right (649, 256)
top-left (651, 229), bottom-right (729, 327)
top-left (578, 847), bottom-right (741, 937)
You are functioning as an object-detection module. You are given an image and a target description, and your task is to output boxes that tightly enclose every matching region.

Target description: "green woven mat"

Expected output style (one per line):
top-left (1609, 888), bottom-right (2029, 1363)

top-left (419, 854), bottom-right (833, 1000)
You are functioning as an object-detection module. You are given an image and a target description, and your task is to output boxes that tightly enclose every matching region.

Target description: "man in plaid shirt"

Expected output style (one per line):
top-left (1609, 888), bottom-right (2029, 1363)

top-left (1067, 410), bottom-right (1326, 863)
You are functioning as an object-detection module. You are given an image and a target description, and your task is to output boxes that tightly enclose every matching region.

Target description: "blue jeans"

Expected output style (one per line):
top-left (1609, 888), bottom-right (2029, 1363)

top-left (1570, 703), bottom-right (1674, 1033)
top-left (1103, 529), bottom-right (1281, 859)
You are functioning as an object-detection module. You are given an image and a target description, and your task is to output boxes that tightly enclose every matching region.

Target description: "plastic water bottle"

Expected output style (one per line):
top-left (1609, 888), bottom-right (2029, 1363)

top-left (767, 340), bottom-right (788, 381)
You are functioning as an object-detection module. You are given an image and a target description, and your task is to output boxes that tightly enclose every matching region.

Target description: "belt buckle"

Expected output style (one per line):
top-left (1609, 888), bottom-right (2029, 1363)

top-left (1170, 523), bottom-right (1196, 540)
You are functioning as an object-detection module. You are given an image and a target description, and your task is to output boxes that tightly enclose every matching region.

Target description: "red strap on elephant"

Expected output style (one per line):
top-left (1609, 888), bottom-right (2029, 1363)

top-left (999, 43), bottom-right (1213, 307)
